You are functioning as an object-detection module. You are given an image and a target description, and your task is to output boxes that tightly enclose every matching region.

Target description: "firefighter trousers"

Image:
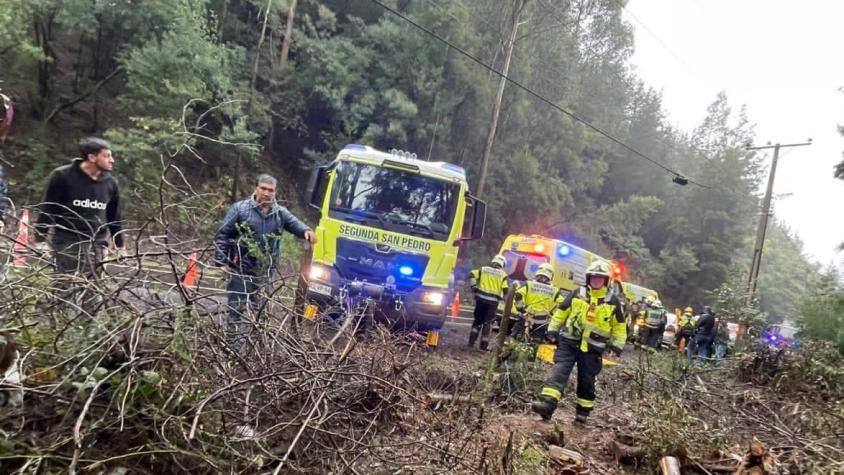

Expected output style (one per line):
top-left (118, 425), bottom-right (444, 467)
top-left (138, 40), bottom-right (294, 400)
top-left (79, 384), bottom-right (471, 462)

top-left (540, 339), bottom-right (603, 416)
top-left (469, 298), bottom-right (497, 350)
top-left (642, 326), bottom-right (662, 349)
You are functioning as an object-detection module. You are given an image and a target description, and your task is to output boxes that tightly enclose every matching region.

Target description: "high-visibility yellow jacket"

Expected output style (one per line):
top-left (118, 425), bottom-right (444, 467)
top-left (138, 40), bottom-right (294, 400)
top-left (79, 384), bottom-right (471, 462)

top-left (678, 314), bottom-right (695, 334)
top-left (549, 285), bottom-right (626, 353)
top-left (514, 280), bottom-right (564, 318)
top-left (636, 310), bottom-right (647, 328)
top-left (469, 266), bottom-right (509, 302)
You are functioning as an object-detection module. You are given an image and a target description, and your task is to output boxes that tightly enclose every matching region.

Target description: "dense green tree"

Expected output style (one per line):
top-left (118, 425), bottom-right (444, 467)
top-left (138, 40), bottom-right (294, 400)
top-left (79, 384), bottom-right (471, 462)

top-left (799, 267), bottom-right (844, 354)
top-left (0, 0), bottom-right (822, 321)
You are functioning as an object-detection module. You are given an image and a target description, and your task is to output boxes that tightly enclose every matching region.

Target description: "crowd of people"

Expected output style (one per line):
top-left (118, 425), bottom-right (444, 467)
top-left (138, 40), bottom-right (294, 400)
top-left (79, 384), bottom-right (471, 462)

top-left (467, 254), bottom-right (736, 423)
top-left (5, 136), bottom-right (737, 426)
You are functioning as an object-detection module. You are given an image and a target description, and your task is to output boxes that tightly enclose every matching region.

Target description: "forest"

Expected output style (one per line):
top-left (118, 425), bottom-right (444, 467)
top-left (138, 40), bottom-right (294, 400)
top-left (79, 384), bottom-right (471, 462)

top-left (2, 1), bottom-right (844, 473)
top-left (3, 0), bottom-right (840, 333)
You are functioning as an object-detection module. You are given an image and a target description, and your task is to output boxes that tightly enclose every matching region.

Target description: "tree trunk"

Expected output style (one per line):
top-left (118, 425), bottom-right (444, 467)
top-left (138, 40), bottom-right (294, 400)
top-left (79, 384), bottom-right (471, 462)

top-left (249, 0), bottom-right (273, 110)
top-left (279, 0), bottom-right (298, 71)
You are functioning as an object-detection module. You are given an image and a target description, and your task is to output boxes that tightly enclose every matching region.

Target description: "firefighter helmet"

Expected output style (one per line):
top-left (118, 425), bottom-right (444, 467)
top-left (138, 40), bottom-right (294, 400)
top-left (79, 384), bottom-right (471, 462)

top-left (684, 306), bottom-right (693, 315)
top-left (491, 255), bottom-right (506, 268)
top-left (585, 261), bottom-right (611, 287)
top-left (536, 263), bottom-right (554, 282)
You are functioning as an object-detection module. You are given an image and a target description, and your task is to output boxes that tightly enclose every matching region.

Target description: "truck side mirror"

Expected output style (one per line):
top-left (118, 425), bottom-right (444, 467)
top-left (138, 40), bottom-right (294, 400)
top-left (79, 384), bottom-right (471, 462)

top-left (305, 166), bottom-right (328, 211)
top-left (459, 194), bottom-right (486, 241)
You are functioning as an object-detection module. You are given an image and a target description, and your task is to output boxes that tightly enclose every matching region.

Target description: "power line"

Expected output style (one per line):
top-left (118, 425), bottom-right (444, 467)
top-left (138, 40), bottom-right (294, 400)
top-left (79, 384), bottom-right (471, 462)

top-left (367, 0), bottom-right (710, 188)
top-left (613, 0), bottom-right (701, 78)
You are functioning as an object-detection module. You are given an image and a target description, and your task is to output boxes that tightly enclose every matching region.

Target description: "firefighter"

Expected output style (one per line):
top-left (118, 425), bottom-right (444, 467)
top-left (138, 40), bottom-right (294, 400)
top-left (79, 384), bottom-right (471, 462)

top-left (635, 299), bottom-right (648, 344)
top-left (641, 299), bottom-right (666, 350)
top-left (531, 261), bottom-right (626, 423)
top-left (511, 263), bottom-right (563, 341)
top-left (468, 255), bottom-right (509, 350)
top-left (675, 307), bottom-right (695, 353)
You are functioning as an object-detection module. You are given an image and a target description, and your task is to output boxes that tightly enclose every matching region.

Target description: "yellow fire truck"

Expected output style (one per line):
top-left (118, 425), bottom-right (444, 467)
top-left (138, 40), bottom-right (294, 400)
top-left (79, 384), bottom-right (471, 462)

top-left (302, 145), bottom-right (486, 330)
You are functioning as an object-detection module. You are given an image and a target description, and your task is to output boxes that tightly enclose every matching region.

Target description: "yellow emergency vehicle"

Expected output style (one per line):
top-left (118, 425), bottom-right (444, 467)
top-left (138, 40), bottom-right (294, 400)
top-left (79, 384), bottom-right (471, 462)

top-left (303, 145), bottom-right (486, 330)
top-left (498, 234), bottom-right (616, 293)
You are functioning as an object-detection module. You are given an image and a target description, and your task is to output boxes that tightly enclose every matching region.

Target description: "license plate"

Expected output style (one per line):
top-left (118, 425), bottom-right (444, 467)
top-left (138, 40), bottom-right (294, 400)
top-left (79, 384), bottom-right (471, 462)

top-left (309, 282), bottom-right (332, 296)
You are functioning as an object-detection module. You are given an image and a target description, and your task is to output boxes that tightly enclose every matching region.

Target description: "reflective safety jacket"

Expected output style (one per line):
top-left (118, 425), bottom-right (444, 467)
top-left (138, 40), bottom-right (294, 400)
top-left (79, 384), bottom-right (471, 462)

top-left (469, 266), bottom-right (509, 302)
top-left (645, 308), bottom-right (666, 328)
top-left (636, 310), bottom-right (647, 328)
top-left (514, 280), bottom-right (564, 319)
top-left (549, 285), bottom-right (626, 353)
top-left (678, 314), bottom-right (695, 335)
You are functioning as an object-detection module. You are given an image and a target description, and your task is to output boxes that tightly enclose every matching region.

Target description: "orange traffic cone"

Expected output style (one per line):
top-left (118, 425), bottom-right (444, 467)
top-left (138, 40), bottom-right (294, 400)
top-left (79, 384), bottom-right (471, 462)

top-left (450, 291), bottom-right (460, 319)
top-left (12, 209), bottom-right (29, 267)
top-left (182, 249), bottom-right (198, 288)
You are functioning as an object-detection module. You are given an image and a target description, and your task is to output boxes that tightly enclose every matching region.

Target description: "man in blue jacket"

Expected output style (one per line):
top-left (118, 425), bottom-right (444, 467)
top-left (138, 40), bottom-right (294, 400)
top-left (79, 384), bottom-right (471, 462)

top-left (214, 174), bottom-right (316, 341)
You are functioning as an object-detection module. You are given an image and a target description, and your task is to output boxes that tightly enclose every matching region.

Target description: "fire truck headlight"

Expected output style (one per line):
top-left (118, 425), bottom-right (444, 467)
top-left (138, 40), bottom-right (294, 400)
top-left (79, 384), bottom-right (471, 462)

top-left (421, 291), bottom-right (445, 306)
top-left (309, 264), bottom-right (329, 281)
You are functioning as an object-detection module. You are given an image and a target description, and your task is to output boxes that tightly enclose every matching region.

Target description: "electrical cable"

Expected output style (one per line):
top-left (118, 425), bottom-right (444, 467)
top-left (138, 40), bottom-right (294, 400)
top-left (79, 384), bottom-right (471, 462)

top-left (368, 0), bottom-right (712, 188)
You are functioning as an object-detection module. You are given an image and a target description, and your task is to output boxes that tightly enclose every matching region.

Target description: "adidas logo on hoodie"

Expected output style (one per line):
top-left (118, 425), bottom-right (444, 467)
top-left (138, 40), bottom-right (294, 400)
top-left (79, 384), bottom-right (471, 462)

top-left (72, 198), bottom-right (107, 210)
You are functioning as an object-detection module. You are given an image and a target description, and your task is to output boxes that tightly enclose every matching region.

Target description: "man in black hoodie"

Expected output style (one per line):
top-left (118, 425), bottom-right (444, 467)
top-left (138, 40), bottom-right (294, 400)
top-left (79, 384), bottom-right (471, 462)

top-left (688, 306), bottom-right (716, 363)
top-left (34, 137), bottom-right (124, 276)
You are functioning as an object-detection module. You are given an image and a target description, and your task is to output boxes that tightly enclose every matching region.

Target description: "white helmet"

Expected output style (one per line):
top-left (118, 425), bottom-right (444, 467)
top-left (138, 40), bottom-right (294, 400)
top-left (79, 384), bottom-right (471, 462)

top-left (536, 263), bottom-right (554, 281)
top-left (585, 260), bottom-right (611, 279)
top-left (491, 255), bottom-right (506, 268)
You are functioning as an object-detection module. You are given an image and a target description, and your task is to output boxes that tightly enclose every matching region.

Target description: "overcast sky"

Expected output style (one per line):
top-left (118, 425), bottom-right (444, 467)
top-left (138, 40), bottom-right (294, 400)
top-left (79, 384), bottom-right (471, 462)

top-left (624, 0), bottom-right (844, 269)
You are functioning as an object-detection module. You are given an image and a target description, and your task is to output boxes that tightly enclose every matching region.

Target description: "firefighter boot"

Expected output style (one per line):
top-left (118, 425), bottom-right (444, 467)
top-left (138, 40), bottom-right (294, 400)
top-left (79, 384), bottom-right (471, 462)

top-left (531, 396), bottom-right (557, 421)
top-left (574, 412), bottom-right (589, 425)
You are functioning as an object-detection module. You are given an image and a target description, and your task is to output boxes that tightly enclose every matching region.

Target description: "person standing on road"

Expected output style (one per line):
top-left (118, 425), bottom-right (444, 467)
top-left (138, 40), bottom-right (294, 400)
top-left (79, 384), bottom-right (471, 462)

top-left (33, 137), bottom-right (124, 278)
top-left (641, 299), bottom-right (667, 350)
top-left (511, 263), bottom-right (563, 342)
top-left (467, 254), bottom-right (509, 351)
top-left (687, 305), bottom-right (716, 364)
top-left (675, 306), bottom-right (695, 354)
top-left (531, 260), bottom-right (626, 424)
top-left (214, 174), bottom-right (316, 342)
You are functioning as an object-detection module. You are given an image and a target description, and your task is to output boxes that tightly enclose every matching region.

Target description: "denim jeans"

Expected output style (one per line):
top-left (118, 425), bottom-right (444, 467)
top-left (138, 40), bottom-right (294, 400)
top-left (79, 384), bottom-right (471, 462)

top-left (688, 335), bottom-right (712, 363)
top-left (686, 334), bottom-right (712, 364)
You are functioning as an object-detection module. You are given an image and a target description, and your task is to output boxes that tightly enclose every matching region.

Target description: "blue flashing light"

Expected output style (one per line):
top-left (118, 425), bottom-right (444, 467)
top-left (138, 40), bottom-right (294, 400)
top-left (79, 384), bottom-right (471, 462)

top-left (343, 144), bottom-right (367, 151)
top-left (399, 265), bottom-right (414, 276)
top-left (440, 163), bottom-right (466, 176)
top-left (558, 245), bottom-right (571, 257)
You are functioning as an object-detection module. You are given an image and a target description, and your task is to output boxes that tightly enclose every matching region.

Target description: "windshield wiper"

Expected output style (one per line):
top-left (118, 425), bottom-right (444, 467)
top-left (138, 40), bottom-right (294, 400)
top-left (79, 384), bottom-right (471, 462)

top-left (332, 207), bottom-right (388, 228)
top-left (383, 215), bottom-right (436, 238)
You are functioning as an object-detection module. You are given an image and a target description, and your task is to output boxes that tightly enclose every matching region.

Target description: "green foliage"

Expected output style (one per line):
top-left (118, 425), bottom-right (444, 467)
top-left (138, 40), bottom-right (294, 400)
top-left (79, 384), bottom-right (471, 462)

top-left (798, 268), bottom-right (844, 353)
top-left (1, 0), bottom-right (823, 320)
top-left (756, 221), bottom-right (820, 320)
top-left (119, 0), bottom-right (245, 117)
top-left (708, 276), bottom-right (766, 335)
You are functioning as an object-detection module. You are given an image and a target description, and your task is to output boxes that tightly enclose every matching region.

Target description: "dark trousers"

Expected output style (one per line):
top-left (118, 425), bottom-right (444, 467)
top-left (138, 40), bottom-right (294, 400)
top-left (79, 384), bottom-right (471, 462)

top-left (51, 237), bottom-right (106, 316)
top-left (52, 237), bottom-right (105, 277)
top-left (225, 273), bottom-right (267, 343)
top-left (469, 298), bottom-right (497, 349)
top-left (543, 339), bottom-right (603, 416)
top-left (642, 326), bottom-right (662, 348)
top-left (510, 317), bottom-right (548, 342)
top-left (686, 334), bottom-right (712, 363)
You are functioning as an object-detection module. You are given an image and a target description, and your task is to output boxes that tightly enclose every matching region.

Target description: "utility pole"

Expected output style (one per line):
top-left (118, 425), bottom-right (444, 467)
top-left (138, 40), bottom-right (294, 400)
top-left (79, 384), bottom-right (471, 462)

top-left (745, 140), bottom-right (812, 300)
top-left (475, 0), bottom-right (528, 198)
